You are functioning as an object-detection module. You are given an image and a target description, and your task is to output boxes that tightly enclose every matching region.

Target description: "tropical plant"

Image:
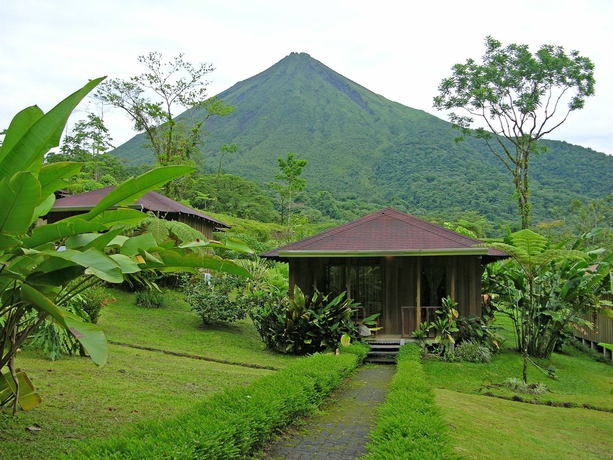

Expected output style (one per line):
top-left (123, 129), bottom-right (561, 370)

top-left (451, 340), bottom-right (492, 363)
top-left (480, 228), bottom-right (612, 382)
top-left (431, 296), bottom-right (459, 356)
top-left (255, 285), bottom-right (361, 355)
top-left (0, 79), bottom-right (250, 413)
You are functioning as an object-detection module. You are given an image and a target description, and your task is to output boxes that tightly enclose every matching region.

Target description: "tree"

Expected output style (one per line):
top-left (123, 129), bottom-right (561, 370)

top-left (268, 153), bottom-right (308, 233)
top-left (433, 36), bottom-right (595, 229)
top-left (0, 79), bottom-right (250, 414)
top-left (213, 143), bottom-right (238, 212)
top-left (481, 229), bottom-right (611, 383)
top-left (95, 52), bottom-right (235, 199)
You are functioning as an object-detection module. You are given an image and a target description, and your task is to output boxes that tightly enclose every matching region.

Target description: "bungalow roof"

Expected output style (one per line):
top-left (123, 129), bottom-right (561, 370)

top-left (48, 186), bottom-right (230, 229)
top-left (261, 207), bottom-right (505, 260)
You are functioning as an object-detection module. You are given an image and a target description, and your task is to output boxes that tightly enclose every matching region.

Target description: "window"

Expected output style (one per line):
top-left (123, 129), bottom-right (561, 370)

top-left (322, 264), bottom-right (382, 314)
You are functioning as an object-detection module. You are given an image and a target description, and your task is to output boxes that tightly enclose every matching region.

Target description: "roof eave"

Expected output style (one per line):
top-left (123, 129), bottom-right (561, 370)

top-left (277, 248), bottom-right (491, 257)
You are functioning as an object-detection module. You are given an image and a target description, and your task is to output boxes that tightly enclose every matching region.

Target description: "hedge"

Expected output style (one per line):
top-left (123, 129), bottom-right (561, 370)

top-left (362, 344), bottom-right (457, 460)
top-left (64, 343), bottom-right (368, 459)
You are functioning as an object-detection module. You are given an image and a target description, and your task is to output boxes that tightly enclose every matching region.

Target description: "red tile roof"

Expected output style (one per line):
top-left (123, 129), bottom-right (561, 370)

top-left (50, 186), bottom-right (229, 228)
top-left (261, 207), bottom-right (505, 259)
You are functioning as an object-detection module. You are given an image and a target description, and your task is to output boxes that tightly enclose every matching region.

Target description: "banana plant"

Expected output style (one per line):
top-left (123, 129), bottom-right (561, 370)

top-left (0, 79), bottom-right (250, 413)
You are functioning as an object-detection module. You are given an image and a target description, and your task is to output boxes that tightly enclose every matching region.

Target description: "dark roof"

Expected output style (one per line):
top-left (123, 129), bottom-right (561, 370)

top-left (261, 207), bottom-right (506, 261)
top-left (49, 186), bottom-right (229, 229)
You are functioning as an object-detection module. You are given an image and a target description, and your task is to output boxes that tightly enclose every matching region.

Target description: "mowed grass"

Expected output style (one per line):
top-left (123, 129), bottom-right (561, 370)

top-left (0, 288), bottom-right (295, 460)
top-left (422, 317), bottom-right (613, 459)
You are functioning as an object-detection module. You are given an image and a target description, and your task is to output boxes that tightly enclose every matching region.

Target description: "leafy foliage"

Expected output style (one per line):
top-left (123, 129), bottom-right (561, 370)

top-left (434, 36), bottom-right (595, 228)
top-left (134, 289), bottom-right (164, 309)
top-left (482, 229), bottom-right (612, 382)
top-left (0, 78), bottom-right (251, 413)
top-left (451, 341), bottom-right (493, 363)
top-left (185, 274), bottom-right (248, 324)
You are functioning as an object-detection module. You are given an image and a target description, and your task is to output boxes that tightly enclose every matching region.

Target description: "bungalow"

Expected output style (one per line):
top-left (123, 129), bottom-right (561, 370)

top-left (45, 186), bottom-right (229, 239)
top-left (261, 207), bottom-right (505, 338)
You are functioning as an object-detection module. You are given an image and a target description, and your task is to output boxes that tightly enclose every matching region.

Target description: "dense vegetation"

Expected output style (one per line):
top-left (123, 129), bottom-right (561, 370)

top-left (110, 52), bottom-right (613, 235)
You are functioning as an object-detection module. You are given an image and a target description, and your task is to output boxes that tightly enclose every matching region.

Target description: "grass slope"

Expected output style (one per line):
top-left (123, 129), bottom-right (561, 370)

top-left (0, 289), bottom-right (293, 460)
top-left (422, 321), bottom-right (613, 459)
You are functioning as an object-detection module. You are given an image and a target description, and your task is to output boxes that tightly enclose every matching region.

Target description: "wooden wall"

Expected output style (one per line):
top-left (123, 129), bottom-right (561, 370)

top-left (289, 254), bottom-right (485, 336)
top-left (576, 294), bottom-right (613, 348)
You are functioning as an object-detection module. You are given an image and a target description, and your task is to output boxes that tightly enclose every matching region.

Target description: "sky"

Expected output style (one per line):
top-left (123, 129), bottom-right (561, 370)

top-left (1, 0), bottom-right (612, 155)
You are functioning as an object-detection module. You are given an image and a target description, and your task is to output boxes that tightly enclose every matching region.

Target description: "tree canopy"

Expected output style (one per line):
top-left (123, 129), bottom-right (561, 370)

top-left (434, 36), bottom-right (595, 229)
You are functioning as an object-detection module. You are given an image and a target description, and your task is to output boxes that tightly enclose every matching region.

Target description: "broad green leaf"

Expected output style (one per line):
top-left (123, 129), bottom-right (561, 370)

top-left (150, 250), bottom-right (251, 277)
top-left (120, 233), bottom-right (158, 256)
top-left (19, 284), bottom-right (108, 366)
top-left (0, 106), bottom-right (43, 163)
top-left (26, 265), bottom-right (86, 286)
top-left (82, 165), bottom-right (195, 220)
top-left (69, 249), bottom-right (123, 283)
top-left (65, 228), bottom-right (123, 251)
top-left (38, 162), bottom-right (83, 198)
top-left (38, 248), bottom-right (123, 283)
top-left (31, 193), bottom-right (56, 225)
top-left (22, 219), bottom-right (106, 249)
top-left (0, 234), bottom-right (22, 252)
top-left (0, 172), bottom-right (41, 234)
top-left (0, 77), bottom-right (105, 179)
top-left (110, 254), bottom-right (141, 274)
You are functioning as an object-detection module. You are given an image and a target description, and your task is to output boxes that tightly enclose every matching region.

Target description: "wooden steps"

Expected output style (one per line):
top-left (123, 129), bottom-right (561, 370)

top-left (363, 339), bottom-right (403, 364)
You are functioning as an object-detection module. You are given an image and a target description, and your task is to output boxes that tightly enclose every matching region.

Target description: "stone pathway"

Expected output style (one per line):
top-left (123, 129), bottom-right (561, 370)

top-left (261, 364), bottom-right (396, 460)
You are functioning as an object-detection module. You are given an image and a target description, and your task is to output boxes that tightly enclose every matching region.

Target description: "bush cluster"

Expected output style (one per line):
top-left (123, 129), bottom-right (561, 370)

top-left (184, 274), bottom-right (249, 324)
top-left (451, 340), bottom-right (492, 363)
top-left (64, 351), bottom-right (361, 459)
top-left (134, 290), bottom-right (164, 309)
top-left (251, 286), bottom-right (361, 355)
top-left (363, 344), bottom-right (456, 460)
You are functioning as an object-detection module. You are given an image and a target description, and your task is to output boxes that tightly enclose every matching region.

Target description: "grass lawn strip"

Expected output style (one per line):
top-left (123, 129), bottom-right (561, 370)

top-left (64, 346), bottom-right (368, 459)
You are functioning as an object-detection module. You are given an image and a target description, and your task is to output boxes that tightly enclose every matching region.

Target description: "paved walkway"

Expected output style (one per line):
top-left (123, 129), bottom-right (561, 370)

top-left (261, 364), bottom-right (396, 460)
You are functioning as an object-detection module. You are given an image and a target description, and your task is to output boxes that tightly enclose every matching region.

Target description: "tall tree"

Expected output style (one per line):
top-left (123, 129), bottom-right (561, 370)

top-left (59, 112), bottom-right (115, 181)
top-left (268, 153), bottom-right (308, 233)
top-left (433, 36), bottom-right (595, 229)
top-left (95, 52), bottom-right (235, 199)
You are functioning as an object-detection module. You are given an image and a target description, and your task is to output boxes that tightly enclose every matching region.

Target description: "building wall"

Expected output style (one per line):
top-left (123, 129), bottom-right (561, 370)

top-left (575, 294), bottom-right (613, 358)
top-left (289, 254), bottom-right (484, 336)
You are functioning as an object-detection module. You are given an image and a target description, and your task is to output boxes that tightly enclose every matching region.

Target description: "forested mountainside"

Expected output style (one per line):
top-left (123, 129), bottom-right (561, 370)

top-left (110, 52), bottom-right (613, 229)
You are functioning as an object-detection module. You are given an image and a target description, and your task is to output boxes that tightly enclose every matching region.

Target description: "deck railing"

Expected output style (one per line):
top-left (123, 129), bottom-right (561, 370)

top-left (400, 306), bottom-right (439, 338)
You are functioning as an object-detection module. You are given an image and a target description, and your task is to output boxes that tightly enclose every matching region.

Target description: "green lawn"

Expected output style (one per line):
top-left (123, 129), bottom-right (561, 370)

top-left (422, 319), bottom-right (613, 459)
top-left (3, 292), bottom-right (613, 459)
top-left (0, 288), bottom-right (294, 460)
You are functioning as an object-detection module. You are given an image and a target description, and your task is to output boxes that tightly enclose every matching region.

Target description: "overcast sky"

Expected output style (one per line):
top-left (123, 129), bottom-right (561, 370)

top-left (1, 0), bottom-right (611, 155)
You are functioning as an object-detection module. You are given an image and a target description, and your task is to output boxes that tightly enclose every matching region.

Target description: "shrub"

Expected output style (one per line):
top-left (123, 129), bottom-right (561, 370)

top-left (364, 344), bottom-right (455, 460)
top-left (78, 284), bottom-right (111, 324)
top-left (451, 340), bottom-right (492, 363)
top-left (253, 285), bottom-right (361, 355)
top-left (185, 275), bottom-right (248, 324)
top-left (135, 290), bottom-right (164, 309)
top-left (64, 351), bottom-right (360, 459)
